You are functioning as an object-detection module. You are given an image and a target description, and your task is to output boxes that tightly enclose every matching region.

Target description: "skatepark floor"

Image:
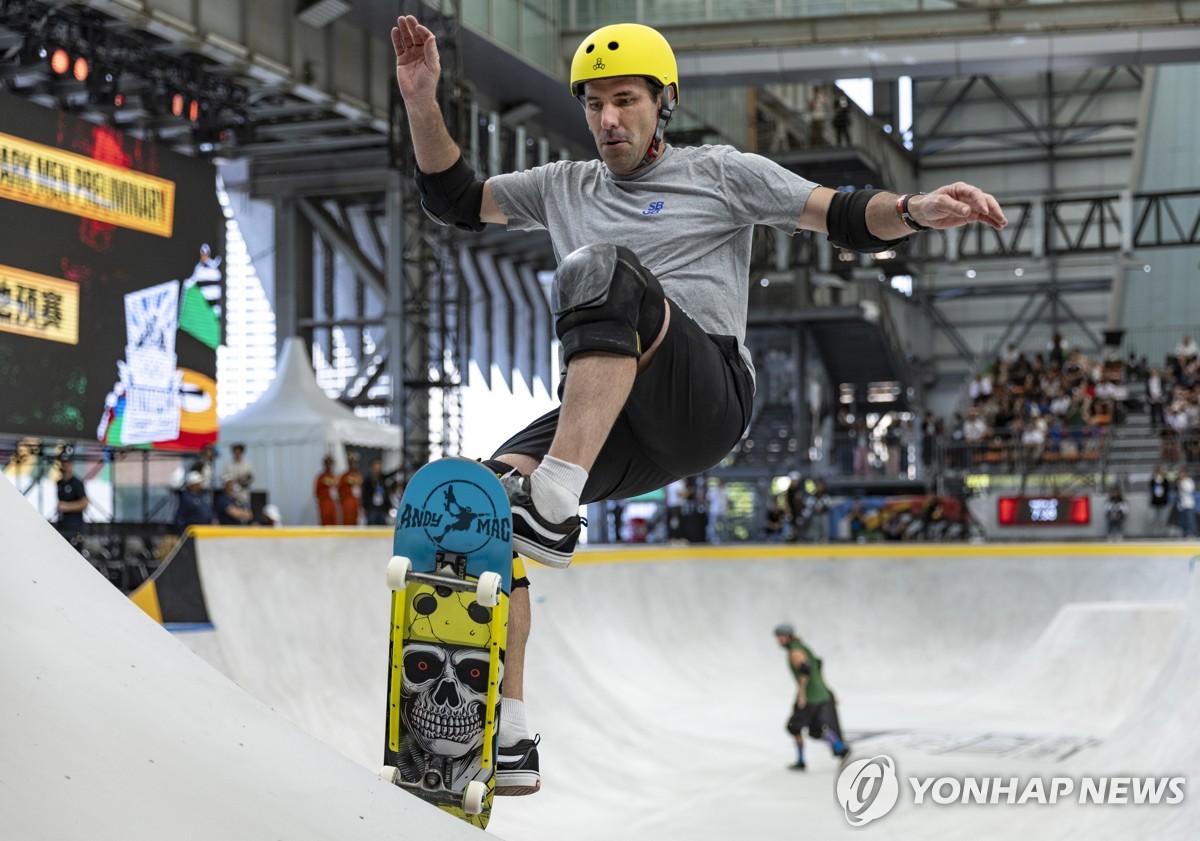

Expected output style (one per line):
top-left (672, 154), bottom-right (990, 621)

top-left (4, 472), bottom-right (1198, 839)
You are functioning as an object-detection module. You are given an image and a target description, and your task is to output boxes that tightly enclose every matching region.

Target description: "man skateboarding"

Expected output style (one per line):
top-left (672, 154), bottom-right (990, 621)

top-left (774, 623), bottom-right (850, 770)
top-left (391, 15), bottom-right (1006, 793)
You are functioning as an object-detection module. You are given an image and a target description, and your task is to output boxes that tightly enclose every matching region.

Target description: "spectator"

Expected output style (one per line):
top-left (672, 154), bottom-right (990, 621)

top-left (339, 452), bottom-right (364, 525)
top-left (1175, 334), bottom-right (1199, 365)
top-left (962, 407), bottom-right (988, 445)
top-left (175, 471), bottom-right (216, 533)
top-left (215, 478), bottom-right (254, 525)
top-left (190, 443), bottom-right (218, 490)
top-left (1048, 332), bottom-right (1068, 369)
top-left (785, 477), bottom-right (808, 541)
top-left (665, 479), bottom-right (688, 541)
top-left (1177, 467), bottom-right (1196, 538)
top-left (220, 443), bottom-right (254, 508)
top-left (808, 479), bottom-right (832, 543)
top-left (705, 478), bottom-right (728, 544)
top-left (852, 420), bottom-right (872, 478)
top-left (362, 458), bottom-right (398, 526)
top-left (55, 458), bottom-right (88, 547)
top-left (920, 412), bottom-right (936, 472)
top-left (1147, 367), bottom-right (1166, 431)
top-left (1104, 485), bottom-right (1129, 542)
top-left (1163, 398), bottom-right (1188, 463)
top-left (1020, 415), bottom-right (1047, 462)
top-left (1148, 466), bottom-right (1172, 536)
top-left (765, 495), bottom-right (785, 541)
top-left (847, 499), bottom-right (867, 542)
top-left (608, 499), bottom-right (626, 542)
top-left (808, 87), bottom-right (830, 147)
top-left (315, 456), bottom-right (338, 526)
top-left (832, 93), bottom-right (851, 146)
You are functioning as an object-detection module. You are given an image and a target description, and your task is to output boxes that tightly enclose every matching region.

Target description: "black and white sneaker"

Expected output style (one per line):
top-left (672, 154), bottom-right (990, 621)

top-left (500, 471), bottom-right (582, 569)
top-left (496, 736), bottom-right (541, 796)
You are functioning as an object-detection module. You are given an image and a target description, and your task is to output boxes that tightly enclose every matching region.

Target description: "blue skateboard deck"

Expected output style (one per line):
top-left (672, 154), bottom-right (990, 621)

top-left (381, 458), bottom-right (512, 828)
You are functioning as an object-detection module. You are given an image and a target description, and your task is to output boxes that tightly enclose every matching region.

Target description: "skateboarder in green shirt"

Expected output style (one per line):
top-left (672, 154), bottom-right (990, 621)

top-left (774, 623), bottom-right (851, 770)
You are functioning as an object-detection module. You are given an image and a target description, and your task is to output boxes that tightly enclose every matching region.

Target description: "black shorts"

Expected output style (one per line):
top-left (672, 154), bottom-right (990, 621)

top-left (491, 298), bottom-right (754, 504)
top-left (787, 699), bottom-right (843, 740)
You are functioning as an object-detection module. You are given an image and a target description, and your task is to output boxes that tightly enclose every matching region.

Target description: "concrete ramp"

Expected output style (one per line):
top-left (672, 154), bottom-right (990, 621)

top-left (1066, 564), bottom-right (1200, 839)
top-left (0, 477), bottom-right (494, 841)
top-left (169, 529), bottom-right (394, 769)
top-left (903, 561), bottom-right (1200, 841)
top-left (950, 601), bottom-right (1185, 734)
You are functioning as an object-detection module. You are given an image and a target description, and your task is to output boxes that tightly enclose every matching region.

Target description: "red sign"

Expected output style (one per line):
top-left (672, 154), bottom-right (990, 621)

top-left (998, 496), bottom-right (1090, 526)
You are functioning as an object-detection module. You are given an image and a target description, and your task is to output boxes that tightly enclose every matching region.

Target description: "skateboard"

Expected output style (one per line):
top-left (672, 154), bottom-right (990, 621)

top-left (379, 458), bottom-right (512, 828)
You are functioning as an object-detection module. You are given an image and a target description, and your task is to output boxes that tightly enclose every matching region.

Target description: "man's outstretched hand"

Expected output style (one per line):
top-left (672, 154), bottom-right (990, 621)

top-left (911, 182), bottom-right (1008, 231)
top-left (391, 15), bottom-right (440, 103)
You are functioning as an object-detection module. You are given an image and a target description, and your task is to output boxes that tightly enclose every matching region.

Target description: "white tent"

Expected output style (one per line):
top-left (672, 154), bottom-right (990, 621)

top-left (220, 337), bottom-right (401, 524)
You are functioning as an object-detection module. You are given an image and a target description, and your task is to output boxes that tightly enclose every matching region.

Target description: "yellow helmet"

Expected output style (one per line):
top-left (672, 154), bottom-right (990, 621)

top-left (569, 23), bottom-right (679, 106)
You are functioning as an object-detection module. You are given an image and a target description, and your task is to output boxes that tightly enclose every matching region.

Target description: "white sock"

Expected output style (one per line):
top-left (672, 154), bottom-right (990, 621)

top-left (499, 698), bottom-right (529, 747)
top-left (530, 455), bottom-right (587, 523)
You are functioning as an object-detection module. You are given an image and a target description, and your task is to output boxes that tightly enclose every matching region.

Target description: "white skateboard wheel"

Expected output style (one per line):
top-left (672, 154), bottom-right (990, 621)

top-left (475, 571), bottom-right (501, 608)
top-left (379, 765), bottom-right (399, 784)
top-left (463, 780), bottom-right (487, 815)
top-left (386, 556), bottom-right (412, 591)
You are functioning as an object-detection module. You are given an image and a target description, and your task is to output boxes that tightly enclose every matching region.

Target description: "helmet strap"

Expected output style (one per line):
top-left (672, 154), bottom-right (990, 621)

top-left (638, 84), bottom-right (676, 169)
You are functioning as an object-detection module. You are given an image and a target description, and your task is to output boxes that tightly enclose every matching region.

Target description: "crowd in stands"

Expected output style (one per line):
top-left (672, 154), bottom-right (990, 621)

top-left (923, 331), bottom-right (1200, 472)
top-left (958, 334), bottom-right (1128, 466)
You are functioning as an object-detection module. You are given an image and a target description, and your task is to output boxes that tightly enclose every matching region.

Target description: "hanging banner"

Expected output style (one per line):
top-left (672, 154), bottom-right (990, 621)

top-left (0, 263), bottom-right (80, 345)
top-left (0, 132), bottom-right (175, 237)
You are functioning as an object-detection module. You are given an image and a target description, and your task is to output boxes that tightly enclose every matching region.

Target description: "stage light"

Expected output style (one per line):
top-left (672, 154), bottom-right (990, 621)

top-left (50, 48), bottom-right (70, 75)
top-left (171, 92), bottom-right (185, 117)
top-left (188, 99), bottom-right (200, 122)
top-left (73, 55), bottom-right (89, 82)
top-left (114, 93), bottom-right (125, 107)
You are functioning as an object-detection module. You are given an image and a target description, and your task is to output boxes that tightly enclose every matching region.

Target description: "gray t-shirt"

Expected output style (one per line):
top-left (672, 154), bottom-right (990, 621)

top-left (488, 144), bottom-right (818, 385)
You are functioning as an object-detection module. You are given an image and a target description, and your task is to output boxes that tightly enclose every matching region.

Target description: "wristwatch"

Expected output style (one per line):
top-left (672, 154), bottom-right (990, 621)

top-left (896, 193), bottom-right (930, 232)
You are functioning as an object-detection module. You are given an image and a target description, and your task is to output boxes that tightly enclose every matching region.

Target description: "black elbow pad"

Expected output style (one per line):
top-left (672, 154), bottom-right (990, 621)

top-left (826, 188), bottom-right (907, 253)
top-left (414, 155), bottom-right (486, 232)
top-left (797, 661), bottom-right (812, 676)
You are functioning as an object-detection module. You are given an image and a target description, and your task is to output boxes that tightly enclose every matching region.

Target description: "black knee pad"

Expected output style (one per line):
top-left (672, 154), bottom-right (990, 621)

top-left (551, 244), bottom-right (666, 365)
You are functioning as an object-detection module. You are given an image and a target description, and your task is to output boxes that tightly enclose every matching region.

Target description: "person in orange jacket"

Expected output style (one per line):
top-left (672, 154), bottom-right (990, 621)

top-left (315, 455), bottom-right (338, 526)
top-left (338, 451), bottom-right (364, 526)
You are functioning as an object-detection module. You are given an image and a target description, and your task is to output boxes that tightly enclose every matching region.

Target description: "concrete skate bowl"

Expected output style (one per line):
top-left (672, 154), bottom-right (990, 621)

top-left (0, 477), bottom-right (496, 841)
top-left (130, 526), bottom-right (395, 768)
top-left (137, 529), bottom-right (1198, 840)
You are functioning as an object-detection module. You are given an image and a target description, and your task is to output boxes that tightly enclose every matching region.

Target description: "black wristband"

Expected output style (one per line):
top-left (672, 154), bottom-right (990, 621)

top-left (827, 189), bottom-right (908, 253)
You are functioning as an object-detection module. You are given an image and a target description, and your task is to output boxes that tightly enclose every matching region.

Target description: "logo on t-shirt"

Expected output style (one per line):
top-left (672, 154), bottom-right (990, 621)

top-left (642, 200), bottom-right (665, 216)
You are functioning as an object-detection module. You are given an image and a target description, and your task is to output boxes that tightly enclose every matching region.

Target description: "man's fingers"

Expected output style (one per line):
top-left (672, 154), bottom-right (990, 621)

top-left (985, 194), bottom-right (1009, 227)
top-left (394, 15), bottom-right (424, 51)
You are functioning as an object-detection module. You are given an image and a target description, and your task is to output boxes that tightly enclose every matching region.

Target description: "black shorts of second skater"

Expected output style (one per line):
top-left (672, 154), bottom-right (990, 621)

top-left (492, 297), bottom-right (754, 505)
top-left (787, 698), bottom-right (844, 740)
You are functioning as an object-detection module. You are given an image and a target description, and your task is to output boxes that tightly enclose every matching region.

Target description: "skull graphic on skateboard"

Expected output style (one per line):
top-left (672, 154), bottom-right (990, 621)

top-left (379, 458), bottom-right (512, 828)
